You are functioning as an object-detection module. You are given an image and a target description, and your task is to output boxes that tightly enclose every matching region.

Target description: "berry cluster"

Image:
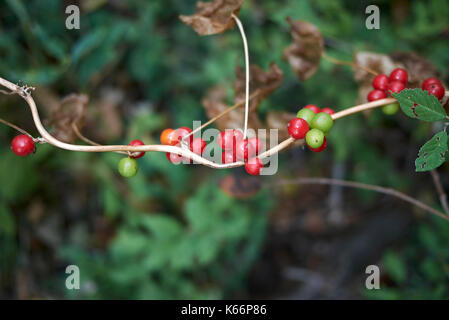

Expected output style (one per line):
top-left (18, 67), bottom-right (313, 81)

top-left (118, 139), bottom-right (147, 178)
top-left (367, 68), bottom-right (408, 102)
top-left (160, 127), bottom-right (206, 164)
top-left (287, 105), bottom-right (334, 152)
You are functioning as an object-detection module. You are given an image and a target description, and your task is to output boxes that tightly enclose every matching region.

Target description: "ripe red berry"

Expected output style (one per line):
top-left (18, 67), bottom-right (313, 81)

top-left (287, 118), bottom-right (309, 139)
top-left (235, 139), bottom-right (256, 161)
top-left (320, 107), bottom-right (335, 115)
top-left (166, 152), bottom-right (183, 164)
top-left (248, 137), bottom-right (263, 155)
top-left (372, 74), bottom-right (389, 90)
top-left (389, 68), bottom-right (408, 84)
top-left (11, 135), bottom-right (35, 156)
top-left (174, 127), bottom-right (193, 145)
top-left (425, 83), bottom-right (445, 100)
top-left (304, 104), bottom-right (320, 114)
top-left (129, 139), bottom-right (145, 159)
top-left (245, 157), bottom-right (263, 175)
top-left (308, 137), bottom-right (327, 152)
top-left (422, 78), bottom-right (441, 91)
top-left (367, 89), bottom-right (387, 102)
top-left (190, 137), bottom-right (206, 155)
top-left (388, 81), bottom-right (406, 94)
top-left (160, 128), bottom-right (177, 146)
top-left (222, 150), bottom-right (236, 164)
top-left (217, 129), bottom-right (243, 150)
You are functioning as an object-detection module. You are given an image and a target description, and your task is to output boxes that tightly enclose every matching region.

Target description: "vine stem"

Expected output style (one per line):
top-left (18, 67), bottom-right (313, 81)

top-left (0, 76), bottom-right (421, 168)
top-left (232, 13), bottom-right (250, 140)
top-left (277, 177), bottom-right (449, 222)
top-left (322, 52), bottom-right (379, 76)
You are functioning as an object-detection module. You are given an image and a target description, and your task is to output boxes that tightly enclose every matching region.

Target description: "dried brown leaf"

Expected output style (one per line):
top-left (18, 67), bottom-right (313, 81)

top-left (283, 17), bottom-right (324, 81)
top-left (49, 94), bottom-right (88, 143)
top-left (390, 52), bottom-right (440, 88)
top-left (219, 173), bottom-right (262, 199)
top-left (266, 111), bottom-right (296, 141)
top-left (179, 0), bottom-right (243, 36)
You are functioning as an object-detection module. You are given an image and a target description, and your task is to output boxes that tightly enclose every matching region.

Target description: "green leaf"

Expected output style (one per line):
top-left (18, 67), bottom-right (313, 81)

top-left (415, 131), bottom-right (448, 172)
top-left (392, 88), bottom-right (446, 122)
top-left (383, 250), bottom-right (407, 284)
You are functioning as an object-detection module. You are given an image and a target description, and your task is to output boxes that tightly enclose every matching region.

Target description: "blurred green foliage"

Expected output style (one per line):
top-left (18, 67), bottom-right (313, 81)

top-left (0, 0), bottom-right (449, 299)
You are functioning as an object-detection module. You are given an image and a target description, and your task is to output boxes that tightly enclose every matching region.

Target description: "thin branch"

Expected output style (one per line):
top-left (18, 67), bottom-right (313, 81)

top-left (0, 117), bottom-right (34, 137)
top-left (277, 177), bottom-right (449, 222)
top-left (322, 52), bottom-right (379, 76)
top-left (430, 170), bottom-right (449, 216)
top-left (232, 14), bottom-right (250, 140)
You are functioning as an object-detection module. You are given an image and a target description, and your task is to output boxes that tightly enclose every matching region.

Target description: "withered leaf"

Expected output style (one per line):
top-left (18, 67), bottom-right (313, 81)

top-left (49, 94), bottom-right (88, 143)
top-left (266, 111), bottom-right (296, 141)
top-left (202, 62), bottom-right (283, 135)
top-left (179, 0), bottom-right (243, 36)
top-left (390, 52), bottom-right (440, 88)
top-left (283, 17), bottom-right (324, 81)
top-left (219, 173), bottom-right (262, 199)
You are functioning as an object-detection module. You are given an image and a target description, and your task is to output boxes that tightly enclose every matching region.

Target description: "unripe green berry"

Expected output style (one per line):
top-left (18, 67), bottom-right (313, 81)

top-left (118, 157), bottom-right (138, 178)
top-left (382, 102), bottom-right (399, 115)
top-left (305, 129), bottom-right (325, 149)
top-left (311, 112), bottom-right (333, 133)
top-left (296, 108), bottom-right (316, 126)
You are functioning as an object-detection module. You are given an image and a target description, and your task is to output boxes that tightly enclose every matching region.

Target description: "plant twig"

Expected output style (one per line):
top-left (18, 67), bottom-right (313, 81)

top-left (277, 177), bottom-right (449, 222)
top-left (430, 170), bottom-right (449, 216)
top-left (322, 52), bottom-right (379, 76)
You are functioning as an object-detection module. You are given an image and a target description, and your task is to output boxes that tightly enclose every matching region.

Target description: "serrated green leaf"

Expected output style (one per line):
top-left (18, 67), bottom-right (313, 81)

top-left (415, 131), bottom-right (448, 172)
top-left (392, 88), bottom-right (446, 122)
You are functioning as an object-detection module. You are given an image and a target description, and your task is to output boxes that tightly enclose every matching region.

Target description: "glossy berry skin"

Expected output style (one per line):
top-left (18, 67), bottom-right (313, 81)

top-left (308, 137), bottom-right (327, 152)
top-left (129, 139), bottom-right (145, 159)
top-left (248, 137), bottom-right (263, 155)
top-left (235, 139), bottom-right (260, 161)
top-left (287, 118), bottom-right (309, 139)
top-left (245, 157), bottom-right (263, 176)
top-left (311, 112), bottom-right (333, 133)
top-left (118, 157), bottom-right (138, 178)
top-left (166, 152), bottom-right (183, 164)
top-left (11, 135), bottom-right (35, 156)
top-left (304, 104), bottom-right (320, 114)
top-left (425, 83), bottom-right (445, 100)
top-left (305, 129), bottom-right (325, 149)
top-left (160, 128), bottom-right (177, 146)
top-left (190, 137), bottom-right (206, 155)
top-left (222, 150), bottom-right (236, 164)
top-left (367, 89), bottom-right (387, 102)
top-left (388, 81), bottom-right (406, 94)
top-left (372, 74), bottom-right (389, 90)
top-left (296, 108), bottom-right (316, 126)
top-left (422, 78), bottom-right (441, 90)
top-left (382, 103), bottom-right (400, 115)
top-left (320, 107), bottom-right (335, 115)
top-left (217, 129), bottom-right (243, 150)
top-left (389, 68), bottom-right (408, 84)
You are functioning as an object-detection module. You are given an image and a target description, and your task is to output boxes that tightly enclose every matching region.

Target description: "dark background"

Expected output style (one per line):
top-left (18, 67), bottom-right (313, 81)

top-left (0, 0), bottom-right (448, 299)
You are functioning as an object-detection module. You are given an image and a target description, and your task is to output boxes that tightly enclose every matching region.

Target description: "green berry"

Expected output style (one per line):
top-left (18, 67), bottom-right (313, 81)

top-left (305, 129), bottom-right (325, 149)
top-left (118, 157), bottom-right (138, 178)
top-left (382, 102), bottom-right (399, 115)
top-left (311, 112), bottom-right (333, 132)
top-left (296, 108), bottom-right (316, 126)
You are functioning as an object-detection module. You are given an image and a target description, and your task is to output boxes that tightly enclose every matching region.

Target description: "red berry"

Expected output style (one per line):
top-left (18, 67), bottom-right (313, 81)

top-left (304, 104), bottom-right (320, 114)
top-left (422, 78), bottom-right (441, 91)
top-left (248, 137), bottom-right (263, 155)
top-left (389, 68), bottom-right (408, 84)
top-left (217, 129), bottom-right (243, 151)
top-left (367, 89), bottom-right (387, 102)
top-left (166, 152), bottom-right (183, 164)
top-left (308, 137), bottom-right (327, 152)
top-left (11, 135), bottom-right (35, 156)
top-left (320, 107), bottom-right (335, 115)
top-left (372, 74), bottom-right (389, 90)
top-left (245, 157), bottom-right (263, 175)
top-left (222, 150), bottom-right (236, 164)
top-left (287, 118), bottom-right (309, 139)
top-left (236, 139), bottom-right (250, 161)
top-left (425, 83), bottom-right (445, 100)
top-left (129, 139), bottom-right (145, 159)
top-left (160, 128), bottom-right (177, 146)
top-left (388, 81), bottom-right (406, 94)
top-left (174, 127), bottom-right (193, 145)
top-left (190, 137), bottom-right (206, 155)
